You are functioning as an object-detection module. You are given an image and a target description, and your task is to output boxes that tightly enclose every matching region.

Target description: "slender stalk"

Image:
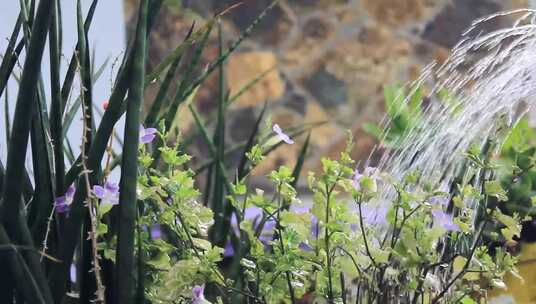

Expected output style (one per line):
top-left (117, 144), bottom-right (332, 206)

top-left (0, 14), bottom-right (22, 98)
top-left (49, 0), bottom-right (64, 195)
top-left (1, 0), bottom-right (52, 225)
top-left (357, 201), bottom-right (377, 268)
top-left (210, 19), bottom-right (227, 246)
top-left (325, 184), bottom-right (335, 303)
top-left (0, 225), bottom-right (46, 303)
top-left (80, 82), bottom-right (105, 303)
top-left (275, 184), bottom-right (296, 304)
top-left (431, 218), bottom-right (489, 304)
top-left (0, 0), bottom-right (54, 302)
top-left (115, 1), bottom-right (148, 303)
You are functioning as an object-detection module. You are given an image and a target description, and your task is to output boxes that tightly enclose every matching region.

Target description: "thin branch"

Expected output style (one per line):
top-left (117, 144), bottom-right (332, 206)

top-left (80, 80), bottom-right (106, 304)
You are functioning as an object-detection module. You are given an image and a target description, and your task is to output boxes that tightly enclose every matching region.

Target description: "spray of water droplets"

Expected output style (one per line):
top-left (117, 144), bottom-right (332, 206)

top-left (374, 9), bottom-right (536, 215)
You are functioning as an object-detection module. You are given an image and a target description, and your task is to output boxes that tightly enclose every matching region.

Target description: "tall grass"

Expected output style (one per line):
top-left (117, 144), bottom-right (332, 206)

top-left (0, 1), bottom-right (311, 303)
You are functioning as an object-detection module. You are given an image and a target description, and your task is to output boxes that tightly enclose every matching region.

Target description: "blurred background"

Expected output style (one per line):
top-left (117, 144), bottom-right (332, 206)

top-left (1, 0), bottom-right (534, 186)
top-left (127, 0), bottom-right (531, 185)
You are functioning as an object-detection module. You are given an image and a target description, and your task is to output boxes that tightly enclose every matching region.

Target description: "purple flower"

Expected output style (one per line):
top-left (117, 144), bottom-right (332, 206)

top-left (292, 205), bottom-right (320, 238)
top-left (289, 205), bottom-right (322, 252)
top-left (352, 167), bottom-right (379, 191)
top-left (429, 195), bottom-right (449, 206)
top-left (225, 207), bottom-right (276, 257)
top-left (224, 240), bottom-right (235, 257)
top-left (93, 181), bottom-right (119, 206)
top-left (150, 224), bottom-right (162, 240)
top-left (192, 285), bottom-right (210, 304)
top-left (54, 185), bottom-right (76, 213)
top-left (273, 124), bottom-right (294, 144)
top-left (70, 264), bottom-right (77, 283)
top-left (139, 124), bottom-right (157, 144)
top-left (431, 210), bottom-right (459, 232)
top-left (360, 204), bottom-right (388, 225)
top-left (299, 242), bottom-right (314, 251)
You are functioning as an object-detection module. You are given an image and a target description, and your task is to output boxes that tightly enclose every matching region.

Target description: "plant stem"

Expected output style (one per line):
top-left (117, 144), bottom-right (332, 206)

top-left (357, 201), bottom-right (377, 268)
top-left (431, 217), bottom-right (489, 304)
top-left (80, 81), bottom-right (105, 304)
top-left (115, 1), bottom-right (147, 303)
top-left (325, 186), bottom-right (334, 302)
top-left (275, 184), bottom-right (296, 304)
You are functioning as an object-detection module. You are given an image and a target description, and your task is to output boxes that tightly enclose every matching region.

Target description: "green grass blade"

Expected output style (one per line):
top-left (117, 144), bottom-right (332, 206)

top-left (0, 161), bottom-right (3, 193)
top-left (62, 58), bottom-right (109, 139)
top-left (18, 0), bottom-right (32, 41)
top-left (0, 1), bottom-right (55, 302)
top-left (0, 0), bottom-right (52, 234)
top-left (203, 165), bottom-right (213, 207)
top-left (0, 40), bottom-right (24, 99)
top-left (135, 215), bottom-right (145, 304)
top-left (61, 96), bottom-right (81, 139)
top-left (172, 22), bottom-right (213, 103)
top-left (177, 0), bottom-right (280, 107)
top-left (237, 102), bottom-right (267, 180)
top-left (145, 19), bottom-right (216, 84)
top-left (210, 20), bottom-right (227, 245)
top-left (28, 103), bottom-right (56, 247)
top-left (290, 131), bottom-right (311, 189)
top-left (4, 87), bottom-right (10, 145)
top-left (28, 0), bottom-right (36, 23)
top-left (0, 14), bottom-right (22, 98)
top-left (157, 22), bottom-right (213, 146)
top-left (76, 0), bottom-right (94, 151)
top-left (79, 230), bottom-right (95, 304)
top-left (76, 1), bottom-right (97, 301)
top-left (188, 104), bottom-right (233, 194)
top-left (195, 141), bottom-right (248, 175)
top-left (116, 1), bottom-right (148, 303)
top-left (64, 136), bottom-right (75, 164)
top-left (60, 0), bottom-right (98, 114)
top-left (50, 4), bottom-right (146, 299)
top-left (0, 225), bottom-right (46, 303)
top-left (226, 66), bottom-right (276, 108)
top-left (147, 0), bottom-right (164, 35)
top-left (150, 21), bottom-right (213, 164)
top-left (49, 0), bottom-right (64, 195)
top-left (143, 21), bottom-right (195, 127)
top-left (144, 57), bottom-right (181, 127)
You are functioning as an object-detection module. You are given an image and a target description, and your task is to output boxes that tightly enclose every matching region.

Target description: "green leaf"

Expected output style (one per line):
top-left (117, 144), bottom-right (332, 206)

top-left (146, 252), bottom-right (171, 270)
top-left (0, 15), bottom-right (23, 98)
top-left (484, 180), bottom-right (508, 201)
top-left (237, 102), bottom-right (268, 179)
top-left (460, 296), bottom-right (477, 304)
top-left (115, 1), bottom-right (148, 303)
top-left (0, 0), bottom-right (56, 301)
top-left (98, 202), bottom-right (113, 216)
top-left (280, 211), bottom-right (312, 239)
top-left (493, 210), bottom-right (521, 241)
top-left (96, 222), bottom-right (108, 235)
top-left (360, 176), bottom-right (378, 193)
top-left (240, 258), bottom-right (257, 269)
top-left (290, 131), bottom-right (311, 190)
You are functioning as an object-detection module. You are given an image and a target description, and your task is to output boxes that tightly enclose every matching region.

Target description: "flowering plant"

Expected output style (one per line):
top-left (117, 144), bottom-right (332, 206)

top-left (135, 129), bottom-right (519, 304)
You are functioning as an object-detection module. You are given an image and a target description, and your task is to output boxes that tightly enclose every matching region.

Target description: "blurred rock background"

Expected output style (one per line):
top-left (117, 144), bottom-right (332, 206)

top-left (123, 0), bottom-right (529, 186)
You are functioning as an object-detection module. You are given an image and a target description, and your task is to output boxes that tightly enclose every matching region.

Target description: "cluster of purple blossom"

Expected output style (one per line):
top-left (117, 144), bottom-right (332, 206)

top-left (221, 166), bottom-right (459, 257)
top-left (54, 125), bottom-right (158, 213)
top-left (352, 166), bottom-right (459, 231)
top-left (54, 181), bottom-right (120, 214)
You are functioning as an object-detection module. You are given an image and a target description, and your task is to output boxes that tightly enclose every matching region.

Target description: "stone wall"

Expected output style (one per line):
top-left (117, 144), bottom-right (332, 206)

top-left (124, 0), bottom-right (529, 186)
